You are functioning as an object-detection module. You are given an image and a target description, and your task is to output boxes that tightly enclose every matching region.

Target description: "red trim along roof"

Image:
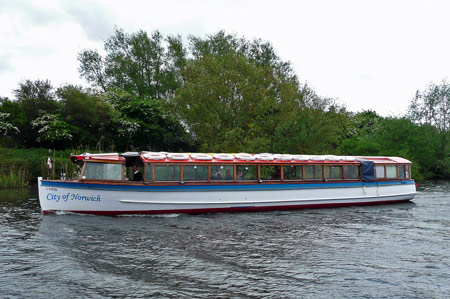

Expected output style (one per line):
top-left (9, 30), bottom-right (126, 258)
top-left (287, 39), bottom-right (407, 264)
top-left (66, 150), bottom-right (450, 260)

top-left (70, 153), bottom-right (412, 164)
top-left (70, 153), bottom-right (125, 163)
top-left (359, 156), bottom-right (412, 164)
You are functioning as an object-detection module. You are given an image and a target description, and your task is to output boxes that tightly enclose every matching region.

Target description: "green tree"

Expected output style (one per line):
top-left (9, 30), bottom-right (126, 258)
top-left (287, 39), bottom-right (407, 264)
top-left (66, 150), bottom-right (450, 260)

top-left (104, 89), bottom-right (193, 151)
top-left (374, 117), bottom-right (438, 179)
top-left (31, 114), bottom-right (73, 149)
top-left (175, 31), bottom-right (349, 154)
top-left (0, 112), bottom-right (20, 137)
top-left (0, 97), bottom-right (27, 147)
top-left (78, 28), bottom-right (186, 99)
top-left (274, 92), bottom-right (349, 154)
top-left (337, 110), bottom-right (382, 156)
top-left (408, 80), bottom-right (450, 178)
top-left (174, 50), bottom-right (301, 152)
top-left (56, 85), bottom-right (118, 148)
top-left (188, 31), bottom-right (294, 78)
top-left (14, 79), bottom-right (58, 121)
top-left (409, 80), bottom-right (450, 160)
top-left (12, 79), bottom-right (59, 148)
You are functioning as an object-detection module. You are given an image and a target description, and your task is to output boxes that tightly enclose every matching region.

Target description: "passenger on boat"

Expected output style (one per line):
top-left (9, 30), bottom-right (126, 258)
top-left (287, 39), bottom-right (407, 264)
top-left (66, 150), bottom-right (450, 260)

top-left (133, 165), bottom-right (143, 182)
top-left (225, 169), bottom-right (233, 180)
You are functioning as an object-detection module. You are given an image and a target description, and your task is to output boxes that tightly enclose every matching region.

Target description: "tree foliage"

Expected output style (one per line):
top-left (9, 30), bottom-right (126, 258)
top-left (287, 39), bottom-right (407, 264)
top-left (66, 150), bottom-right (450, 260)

top-left (78, 28), bottom-right (186, 99)
top-left (31, 114), bottom-right (73, 148)
top-left (0, 97), bottom-right (26, 147)
top-left (409, 80), bottom-right (449, 160)
top-left (10, 80), bottom-right (59, 147)
top-left (173, 32), bottom-right (349, 154)
top-left (104, 89), bottom-right (193, 151)
top-left (174, 50), bottom-right (299, 152)
top-left (14, 79), bottom-right (58, 121)
top-left (56, 85), bottom-right (117, 147)
top-left (0, 112), bottom-right (20, 137)
top-left (408, 80), bottom-right (450, 177)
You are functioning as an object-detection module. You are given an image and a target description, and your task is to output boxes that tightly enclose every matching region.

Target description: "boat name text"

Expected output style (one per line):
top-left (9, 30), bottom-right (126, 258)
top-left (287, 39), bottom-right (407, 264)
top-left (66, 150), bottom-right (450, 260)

top-left (46, 192), bottom-right (101, 202)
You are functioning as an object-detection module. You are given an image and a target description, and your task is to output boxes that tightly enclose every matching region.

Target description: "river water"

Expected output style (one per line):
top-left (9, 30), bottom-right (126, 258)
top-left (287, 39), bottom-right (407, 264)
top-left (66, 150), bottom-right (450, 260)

top-left (0, 181), bottom-right (449, 298)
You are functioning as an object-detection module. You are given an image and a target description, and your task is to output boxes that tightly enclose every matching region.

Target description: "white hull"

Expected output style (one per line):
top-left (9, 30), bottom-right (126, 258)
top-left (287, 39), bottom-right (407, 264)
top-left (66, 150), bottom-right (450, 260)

top-left (38, 177), bottom-right (416, 215)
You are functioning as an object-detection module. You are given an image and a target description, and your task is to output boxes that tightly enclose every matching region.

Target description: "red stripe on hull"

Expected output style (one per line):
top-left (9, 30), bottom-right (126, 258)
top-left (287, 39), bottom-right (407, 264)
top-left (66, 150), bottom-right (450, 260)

top-left (43, 199), bottom-right (413, 216)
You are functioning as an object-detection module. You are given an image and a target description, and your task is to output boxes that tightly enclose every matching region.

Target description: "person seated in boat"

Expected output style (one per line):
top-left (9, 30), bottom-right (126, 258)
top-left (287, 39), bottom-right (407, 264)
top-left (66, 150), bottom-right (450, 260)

top-left (132, 165), bottom-right (143, 182)
top-left (213, 172), bottom-right (223, 180)
top-left (225, 169), bottom-right (233, 180)
top-left (272, 167), bottom-right (281, 180)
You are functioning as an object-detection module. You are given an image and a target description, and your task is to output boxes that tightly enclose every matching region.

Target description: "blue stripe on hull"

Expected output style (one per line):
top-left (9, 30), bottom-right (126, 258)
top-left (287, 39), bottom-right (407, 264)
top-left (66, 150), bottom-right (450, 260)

top-left (41, 180), bottom-right (415, 192)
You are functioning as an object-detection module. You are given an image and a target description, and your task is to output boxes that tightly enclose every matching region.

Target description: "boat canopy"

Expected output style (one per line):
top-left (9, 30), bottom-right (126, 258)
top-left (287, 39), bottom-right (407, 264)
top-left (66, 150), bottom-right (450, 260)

top-left (357, 158), bottom-right (375, 181)
top-left (70, 152), bottom-right (412, 166)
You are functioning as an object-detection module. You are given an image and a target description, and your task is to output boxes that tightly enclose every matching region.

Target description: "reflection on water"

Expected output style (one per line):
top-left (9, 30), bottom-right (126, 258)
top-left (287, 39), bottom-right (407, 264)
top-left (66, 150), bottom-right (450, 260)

top-left (1, 181), bottom-right (449, 298)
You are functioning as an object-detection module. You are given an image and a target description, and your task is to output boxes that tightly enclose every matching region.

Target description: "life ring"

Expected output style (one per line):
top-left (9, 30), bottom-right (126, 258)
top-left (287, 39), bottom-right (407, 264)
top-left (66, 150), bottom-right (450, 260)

top-left (143, 152), bottom-right (166, 160)
top-left (191, 153), bottom-right (213, 160)
top-left (311, 156), bottom-right (325, 161)
top-left (325, 155), bottom-right (340, 161)
top-left (256, 153), bottom-right (274, 161)
top-left (291, 155), bottom-right (310, 161)
top-left (167, 153), bottom-right (189, 160)
top-left (235, 153), bottom-right (256, 161)
top-left (276, 154), bottom-right (292, 161)
top-left (213, 153), bottom-right (234, 161)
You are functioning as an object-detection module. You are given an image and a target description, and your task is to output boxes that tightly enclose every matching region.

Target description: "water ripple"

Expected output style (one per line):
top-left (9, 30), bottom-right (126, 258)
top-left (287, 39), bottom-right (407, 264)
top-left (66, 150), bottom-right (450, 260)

top-left (0, 181), bottom-right (449, 298)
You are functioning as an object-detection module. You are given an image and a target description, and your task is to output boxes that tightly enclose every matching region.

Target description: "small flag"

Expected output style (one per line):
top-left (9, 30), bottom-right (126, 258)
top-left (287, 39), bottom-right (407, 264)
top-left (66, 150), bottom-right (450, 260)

top-left (47, 157), bottom-right (52, 169)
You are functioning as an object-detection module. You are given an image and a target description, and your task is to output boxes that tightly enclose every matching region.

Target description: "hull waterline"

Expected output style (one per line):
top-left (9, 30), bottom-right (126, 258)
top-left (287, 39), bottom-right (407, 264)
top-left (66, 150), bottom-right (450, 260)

top-left (38, 177), bottom-right (416, 215)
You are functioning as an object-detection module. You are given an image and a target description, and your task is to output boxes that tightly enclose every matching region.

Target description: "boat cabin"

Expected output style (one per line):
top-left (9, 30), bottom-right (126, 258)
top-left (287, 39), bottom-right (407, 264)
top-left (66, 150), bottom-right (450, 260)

top-left (69, 153), bottom-right (412, 184)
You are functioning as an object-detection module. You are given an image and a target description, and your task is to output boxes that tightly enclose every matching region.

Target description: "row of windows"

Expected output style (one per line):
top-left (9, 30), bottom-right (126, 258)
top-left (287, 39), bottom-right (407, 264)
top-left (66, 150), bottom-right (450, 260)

top-left (375, 165), bottom-right (411, 179)
top-left (81, 163), bottom-right (413, 182)
top-left (144, 164), bottom-right (362, 182)
top-left (81, 162), bottom-right (362, 181)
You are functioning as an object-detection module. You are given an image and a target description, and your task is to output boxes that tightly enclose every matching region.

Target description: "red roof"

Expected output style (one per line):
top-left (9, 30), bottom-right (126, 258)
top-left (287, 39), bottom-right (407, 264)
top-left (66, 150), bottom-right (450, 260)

top-left (70, 153), bottom-right (412, 164)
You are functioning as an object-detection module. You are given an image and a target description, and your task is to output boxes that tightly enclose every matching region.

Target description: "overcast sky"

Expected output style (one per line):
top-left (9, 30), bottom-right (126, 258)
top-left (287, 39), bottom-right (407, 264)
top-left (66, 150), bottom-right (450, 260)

top-left (1, 0), bottom-right (449, 116)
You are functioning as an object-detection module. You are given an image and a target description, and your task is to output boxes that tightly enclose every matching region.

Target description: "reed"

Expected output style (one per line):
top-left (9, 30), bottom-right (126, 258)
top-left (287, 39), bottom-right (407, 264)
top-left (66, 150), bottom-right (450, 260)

top-left (0, 147), bottom-right (96, 188)
top-left (0, 167), bottom-right (29, 188)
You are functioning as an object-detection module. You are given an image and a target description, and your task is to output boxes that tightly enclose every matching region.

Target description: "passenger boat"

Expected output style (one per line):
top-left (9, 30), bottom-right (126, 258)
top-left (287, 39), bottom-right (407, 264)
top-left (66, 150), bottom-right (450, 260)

top-left (38, 152), bottom-right (416, 215)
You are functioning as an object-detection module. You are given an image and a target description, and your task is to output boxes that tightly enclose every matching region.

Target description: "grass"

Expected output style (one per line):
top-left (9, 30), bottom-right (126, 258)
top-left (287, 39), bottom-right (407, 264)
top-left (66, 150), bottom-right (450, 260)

top-left (0, 147), bottom-right (91, 188)
top-left (0, 167), bottom-right (29, 188)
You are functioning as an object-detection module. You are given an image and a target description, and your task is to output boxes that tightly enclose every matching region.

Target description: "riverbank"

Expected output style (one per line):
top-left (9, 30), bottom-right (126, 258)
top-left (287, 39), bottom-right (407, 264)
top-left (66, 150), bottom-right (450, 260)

top-left (1, 147), bottom-right (434, 189)
top-left (0, 148), bottom-right (76, 188)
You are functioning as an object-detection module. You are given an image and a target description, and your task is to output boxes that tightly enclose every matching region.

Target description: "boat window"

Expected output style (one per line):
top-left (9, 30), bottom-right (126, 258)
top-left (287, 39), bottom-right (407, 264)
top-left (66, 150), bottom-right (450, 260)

top-left (386, 165), bottom-right (397, 179)
top-left (184, 165), bottom-right (208, 181)
top-left (82, 162), bottom-right (122, 180)
top-left (210, 165), bottom-right (233, 181)
top-left (260, 165), bottom-right (281, 180)
top-left (398, 165), bottom-right (406, 179)
top-left (325, 165), bottom-right (342, 180)
top-left (236, 165), bottom-right (257, 181)
top-left (154, 165), bottom-right (181, 181)
top-left (376, 165), bottom-right (385, 179)
top-left (305, 165), bottom-right (323, 180)
top-left (406, 165), bottom-right (411, 179)
top-left (344, 165), bottom-right (360, 179)
top-left (145, 165), bottom-right (152, 181)
top-left (283, 165), bottom-right (303, 180)
top-left (72, 163), bottom-right (83, 179)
